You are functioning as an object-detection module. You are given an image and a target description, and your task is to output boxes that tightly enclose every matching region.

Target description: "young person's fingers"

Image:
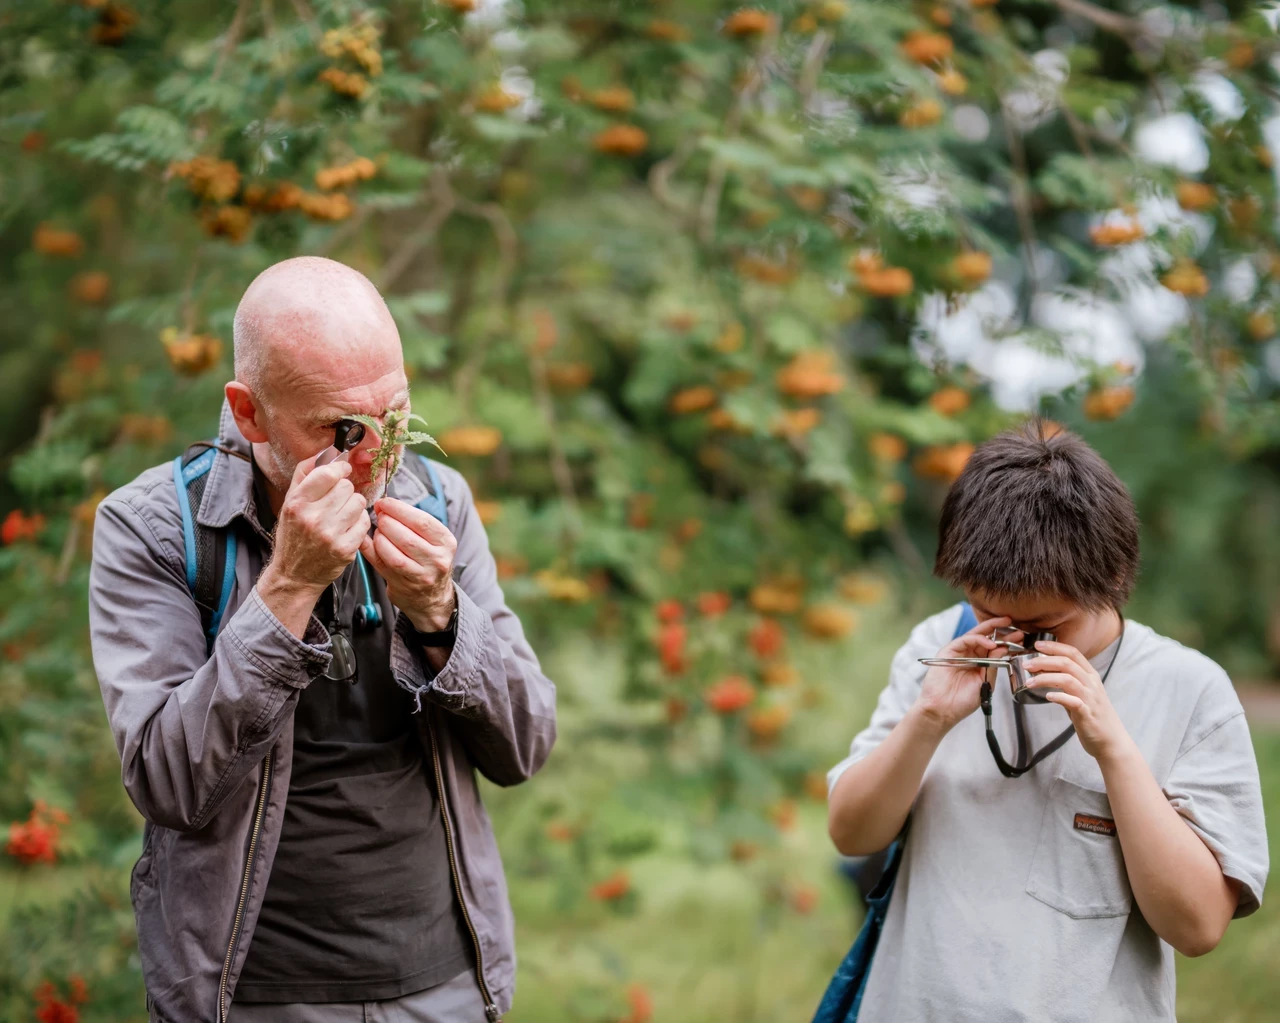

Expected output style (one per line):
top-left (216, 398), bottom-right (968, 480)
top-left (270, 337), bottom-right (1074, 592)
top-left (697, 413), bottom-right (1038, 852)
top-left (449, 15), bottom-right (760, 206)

top-left (1024, 672), bottom-right (1085, 695)
top-left (971, 616), bottom-right (1012, 635)
top-left (1025, 654), bottom-right (1088, 680)
top-left (1044, 692), bottom-right (1086, 713)
top-left (1032, 639), bottom-right (1092, 673)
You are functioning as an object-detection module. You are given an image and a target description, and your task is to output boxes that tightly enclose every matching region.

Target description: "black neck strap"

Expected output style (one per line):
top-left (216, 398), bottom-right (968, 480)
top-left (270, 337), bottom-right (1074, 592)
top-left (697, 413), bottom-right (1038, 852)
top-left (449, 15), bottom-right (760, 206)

top-left (979, 622), bottom-right (1125, 779)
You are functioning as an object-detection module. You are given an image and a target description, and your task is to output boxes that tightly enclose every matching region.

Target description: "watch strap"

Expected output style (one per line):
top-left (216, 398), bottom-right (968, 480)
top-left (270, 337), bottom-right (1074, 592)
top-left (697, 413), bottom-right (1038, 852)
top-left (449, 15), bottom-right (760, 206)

top-left (415, 604), bottom-right (458, 647)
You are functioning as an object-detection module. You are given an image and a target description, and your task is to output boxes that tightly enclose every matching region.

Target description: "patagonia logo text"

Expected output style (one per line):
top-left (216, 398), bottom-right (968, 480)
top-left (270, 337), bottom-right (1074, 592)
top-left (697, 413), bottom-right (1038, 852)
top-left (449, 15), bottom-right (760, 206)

top-left (1073, 813), bottom-right (1117, 836)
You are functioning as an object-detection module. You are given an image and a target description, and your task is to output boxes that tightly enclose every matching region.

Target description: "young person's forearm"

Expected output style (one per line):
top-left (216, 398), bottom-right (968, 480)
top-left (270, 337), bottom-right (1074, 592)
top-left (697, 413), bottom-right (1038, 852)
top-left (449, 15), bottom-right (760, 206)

top-left (1099, 737), bottom-right (1238, 956)
top-left (828, 705), bottom-right (947, 856)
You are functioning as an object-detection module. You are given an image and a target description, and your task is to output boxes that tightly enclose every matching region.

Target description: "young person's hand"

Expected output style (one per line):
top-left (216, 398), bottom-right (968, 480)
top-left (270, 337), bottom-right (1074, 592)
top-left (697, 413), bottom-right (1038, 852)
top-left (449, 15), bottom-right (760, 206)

top-left (359, 497), bottom-right (457, 634)
top-left (915, 616), bottom-right (1018, 734)
top-left (1024, 640), bottom-right (1128, 761)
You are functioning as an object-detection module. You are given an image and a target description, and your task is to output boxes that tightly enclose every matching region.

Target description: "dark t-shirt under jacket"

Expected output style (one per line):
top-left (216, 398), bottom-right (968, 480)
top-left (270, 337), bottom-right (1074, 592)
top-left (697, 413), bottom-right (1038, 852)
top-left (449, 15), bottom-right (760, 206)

top-left (235, 464), bottom-right (472, 1004)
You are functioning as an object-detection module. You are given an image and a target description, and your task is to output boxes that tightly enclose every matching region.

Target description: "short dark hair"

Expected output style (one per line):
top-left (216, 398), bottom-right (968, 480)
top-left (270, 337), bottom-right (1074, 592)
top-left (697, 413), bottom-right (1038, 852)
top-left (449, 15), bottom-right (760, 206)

top-left (934, 420), bottom-right (1139, 610)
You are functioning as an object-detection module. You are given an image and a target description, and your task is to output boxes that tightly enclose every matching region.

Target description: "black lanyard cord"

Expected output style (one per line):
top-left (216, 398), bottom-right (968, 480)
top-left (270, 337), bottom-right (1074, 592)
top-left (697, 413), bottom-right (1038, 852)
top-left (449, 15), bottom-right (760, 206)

top-left (979, 623), bottom-right (1125, 779)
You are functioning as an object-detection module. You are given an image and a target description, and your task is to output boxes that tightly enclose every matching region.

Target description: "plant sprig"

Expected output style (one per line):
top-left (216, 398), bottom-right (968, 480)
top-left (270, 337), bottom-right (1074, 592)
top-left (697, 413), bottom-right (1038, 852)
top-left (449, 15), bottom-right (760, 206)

top-left (348, 409), bottom-right (446, 499)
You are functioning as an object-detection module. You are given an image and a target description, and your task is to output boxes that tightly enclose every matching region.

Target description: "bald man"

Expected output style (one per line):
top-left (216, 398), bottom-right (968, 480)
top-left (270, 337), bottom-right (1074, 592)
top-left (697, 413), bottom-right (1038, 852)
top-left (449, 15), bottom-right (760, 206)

top-left (89, 257), bottom-right (556, 1023)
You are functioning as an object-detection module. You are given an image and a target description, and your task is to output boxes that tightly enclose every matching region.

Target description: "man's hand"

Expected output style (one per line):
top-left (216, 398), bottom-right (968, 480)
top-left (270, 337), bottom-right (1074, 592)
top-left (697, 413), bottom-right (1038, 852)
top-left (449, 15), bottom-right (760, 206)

top-left (915, 616), bottom-right (1018, 734)
top-left (1024, 640), bottom-right (1128, 762)
top-left (256, 453), bottom-right (370, 638)
top-left (360, 497), bottom-right (456, 633)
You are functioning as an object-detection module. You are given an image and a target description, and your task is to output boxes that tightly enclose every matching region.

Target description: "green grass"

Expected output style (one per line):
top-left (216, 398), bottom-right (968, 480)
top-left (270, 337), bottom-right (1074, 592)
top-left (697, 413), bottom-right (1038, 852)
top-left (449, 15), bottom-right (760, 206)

top-left (6, 614), bottom-right (1280, 1022)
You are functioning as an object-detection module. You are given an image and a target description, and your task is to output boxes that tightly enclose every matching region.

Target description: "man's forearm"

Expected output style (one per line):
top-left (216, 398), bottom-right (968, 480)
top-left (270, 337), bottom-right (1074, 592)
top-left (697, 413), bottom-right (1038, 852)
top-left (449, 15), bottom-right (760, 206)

top-left (256, 564), bottom-right (325, 639)
top-left (1100, 737), bottom-right (1238, 956)
top-left (828, 704), bottom-right (947, 856)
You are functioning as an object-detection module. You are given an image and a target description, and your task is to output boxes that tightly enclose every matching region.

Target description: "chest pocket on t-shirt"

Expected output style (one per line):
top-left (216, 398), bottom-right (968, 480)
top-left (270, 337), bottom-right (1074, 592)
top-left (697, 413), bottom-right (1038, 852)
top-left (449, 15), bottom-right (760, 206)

top-left (1025, 777), bottom-right (1133, 919)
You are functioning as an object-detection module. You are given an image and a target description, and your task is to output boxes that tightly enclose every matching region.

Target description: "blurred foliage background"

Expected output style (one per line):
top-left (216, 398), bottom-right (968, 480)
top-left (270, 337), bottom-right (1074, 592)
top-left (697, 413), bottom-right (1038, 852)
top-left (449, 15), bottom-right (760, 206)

top-left (4, 0), bottom-right (1280, 1020)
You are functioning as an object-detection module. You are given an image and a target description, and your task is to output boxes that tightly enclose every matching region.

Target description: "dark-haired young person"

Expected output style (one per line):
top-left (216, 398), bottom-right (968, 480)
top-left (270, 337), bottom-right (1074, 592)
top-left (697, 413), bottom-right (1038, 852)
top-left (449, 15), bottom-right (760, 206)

top-left (826, 422), bottom-right (1268, 1022)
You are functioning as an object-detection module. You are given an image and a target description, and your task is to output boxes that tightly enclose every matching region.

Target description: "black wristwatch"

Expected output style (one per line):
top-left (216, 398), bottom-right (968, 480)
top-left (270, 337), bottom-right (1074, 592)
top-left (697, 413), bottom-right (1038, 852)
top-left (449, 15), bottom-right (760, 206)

top-left (415, 604), bottom-right (458, 647)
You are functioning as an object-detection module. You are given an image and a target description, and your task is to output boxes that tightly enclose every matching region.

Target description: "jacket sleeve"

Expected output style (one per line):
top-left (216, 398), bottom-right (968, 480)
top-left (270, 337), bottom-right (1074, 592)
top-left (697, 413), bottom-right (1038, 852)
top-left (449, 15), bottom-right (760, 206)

top-left (89, 494), bottom-right (332, 832)
top-left (389, 469), bottom-right (557, 786)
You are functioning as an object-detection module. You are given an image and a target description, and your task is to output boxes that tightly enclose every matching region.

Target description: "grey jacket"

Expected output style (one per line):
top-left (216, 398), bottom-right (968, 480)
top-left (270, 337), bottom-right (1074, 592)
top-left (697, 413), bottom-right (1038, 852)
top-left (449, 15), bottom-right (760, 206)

top-left (88, 402), bottom-right (557, 1023)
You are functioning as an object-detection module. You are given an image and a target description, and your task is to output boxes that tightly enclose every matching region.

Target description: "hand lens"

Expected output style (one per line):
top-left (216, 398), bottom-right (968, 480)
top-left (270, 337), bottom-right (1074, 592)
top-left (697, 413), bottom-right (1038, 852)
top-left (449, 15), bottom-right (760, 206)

top-left (315, 419), bottom-right (367, 467)
top-left (918, 627), bottom-right (1059, 706)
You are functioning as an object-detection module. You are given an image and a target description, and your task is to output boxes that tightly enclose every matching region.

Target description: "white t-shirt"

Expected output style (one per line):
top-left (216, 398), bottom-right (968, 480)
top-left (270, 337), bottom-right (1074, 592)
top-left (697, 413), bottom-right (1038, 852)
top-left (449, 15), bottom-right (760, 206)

top-left (827, 604), bottom-right (1269, 1023)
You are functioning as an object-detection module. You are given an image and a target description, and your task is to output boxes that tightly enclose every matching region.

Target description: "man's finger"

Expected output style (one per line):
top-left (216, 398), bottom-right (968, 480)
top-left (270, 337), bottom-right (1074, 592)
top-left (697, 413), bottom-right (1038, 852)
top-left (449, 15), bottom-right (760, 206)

top-left (292, 450), bottom-right (324, 487)
top-left (376, 513), bottom-right (442, 563)
top-left (294, 459), bottom-right (353, 501)
top-left (375, 497), bottom-right (453, 545)
top-left (374, 529), bottom-right (414, 572)
top-left (359, 534), bottom-right (384, 574)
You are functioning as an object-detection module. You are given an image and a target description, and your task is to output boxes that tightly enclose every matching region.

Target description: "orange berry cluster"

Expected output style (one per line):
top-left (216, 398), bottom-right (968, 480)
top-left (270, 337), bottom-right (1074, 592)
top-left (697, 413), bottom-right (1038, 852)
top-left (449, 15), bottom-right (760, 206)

top-left (315, 157), bottom-right (377, 191)
top-left (438, 425), bottom-right (503, 456)
top-left (320, 24), bottom-right (383, 75)
top-left (33, 223), bottom-right (86, 258)
top-left (849, 250), bottom-right (914, 297)
top-left (594, 123), bottom-right (648, 156)
top-left (89, 2), bottom-right (137, 46)
top-left (776, 350), bottom-right (845, 398)
top-left (319, 67), bottom-right (369, 98)
top-left (1089, 219), bottom-right (1144, 246)
top-left (169, 156), bottom-right (241, 203)
top-left (297, 191), bottom-right (354, 221)
top-left (160, 327), bottom-right (223, 376)
top-left (724, 9), bottom-right (775, 37)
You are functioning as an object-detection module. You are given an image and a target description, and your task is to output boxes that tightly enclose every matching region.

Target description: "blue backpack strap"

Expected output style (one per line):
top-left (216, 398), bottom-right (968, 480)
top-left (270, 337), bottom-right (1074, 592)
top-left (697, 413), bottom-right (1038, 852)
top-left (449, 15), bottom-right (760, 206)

top-left (954, 601), bottom-right (978, 639)
top-left (172, 448), bottom-right (215, 590)
top-left (403, 453), bottom-right (449, 529)
top-left (172, 444), bottom-right (234, 650)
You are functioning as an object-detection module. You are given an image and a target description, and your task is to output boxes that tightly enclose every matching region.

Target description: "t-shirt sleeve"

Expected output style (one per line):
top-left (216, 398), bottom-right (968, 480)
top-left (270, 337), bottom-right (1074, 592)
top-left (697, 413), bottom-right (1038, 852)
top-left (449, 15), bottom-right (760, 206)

top-left (1163, 688), bottom-right (1269, 918)
top-left (826, 606), bottom-right (962, 796)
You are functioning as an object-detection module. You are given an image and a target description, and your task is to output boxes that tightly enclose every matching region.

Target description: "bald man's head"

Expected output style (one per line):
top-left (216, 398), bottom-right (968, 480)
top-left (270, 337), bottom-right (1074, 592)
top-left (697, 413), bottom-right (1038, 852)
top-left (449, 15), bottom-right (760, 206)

top-left (226, 256), bottom-right (410, 497)
top-left (233, 256), bottom-right (400, 404)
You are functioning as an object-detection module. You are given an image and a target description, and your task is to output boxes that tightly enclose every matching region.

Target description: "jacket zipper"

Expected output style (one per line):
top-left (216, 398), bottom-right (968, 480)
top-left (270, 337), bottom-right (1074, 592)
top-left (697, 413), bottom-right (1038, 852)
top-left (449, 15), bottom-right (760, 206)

top-left (426, 714), bottom-right (502, 1022)
top-left (217, 750), bottom-right (273, 1023)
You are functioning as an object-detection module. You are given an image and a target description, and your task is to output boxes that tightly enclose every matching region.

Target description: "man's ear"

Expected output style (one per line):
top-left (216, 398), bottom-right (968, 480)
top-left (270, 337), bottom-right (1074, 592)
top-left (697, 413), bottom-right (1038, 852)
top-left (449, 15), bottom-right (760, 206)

top-left (225, 382), bottom-right (269, 444)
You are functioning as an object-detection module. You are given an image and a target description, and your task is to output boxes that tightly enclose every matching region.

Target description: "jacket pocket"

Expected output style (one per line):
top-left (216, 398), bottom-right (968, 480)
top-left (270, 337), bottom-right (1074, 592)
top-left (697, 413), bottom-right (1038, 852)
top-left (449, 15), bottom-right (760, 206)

top-left (1025, 777), bottom-right (1133, 919)
top-left (131, 820), bottom-right (159, 894)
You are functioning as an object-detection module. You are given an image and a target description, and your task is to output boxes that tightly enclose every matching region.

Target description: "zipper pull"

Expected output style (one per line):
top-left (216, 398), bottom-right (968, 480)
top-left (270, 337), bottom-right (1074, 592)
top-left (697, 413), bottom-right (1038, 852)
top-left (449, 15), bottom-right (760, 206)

top-left (485, 1004), bottom-right (501, 1022)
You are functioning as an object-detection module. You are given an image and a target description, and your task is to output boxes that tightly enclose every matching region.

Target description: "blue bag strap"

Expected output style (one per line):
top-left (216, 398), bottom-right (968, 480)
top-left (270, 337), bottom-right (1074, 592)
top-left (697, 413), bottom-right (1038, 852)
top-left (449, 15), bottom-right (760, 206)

top-left (208, 530), bottom-right (237, 640)
top-left (172, 445), bottom-right (235, 651)
top-left (813, 604), bottom-right (976, 1023)
top-left (412, 454), bottom-right (449, 529)
top-left (172, 448), bottom-right (215, 591)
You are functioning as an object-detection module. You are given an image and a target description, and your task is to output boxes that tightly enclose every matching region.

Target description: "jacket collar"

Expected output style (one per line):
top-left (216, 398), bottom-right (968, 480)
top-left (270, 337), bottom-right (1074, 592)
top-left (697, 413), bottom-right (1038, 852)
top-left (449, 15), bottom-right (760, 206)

top-left (195, 399), bottom-right (434, 535)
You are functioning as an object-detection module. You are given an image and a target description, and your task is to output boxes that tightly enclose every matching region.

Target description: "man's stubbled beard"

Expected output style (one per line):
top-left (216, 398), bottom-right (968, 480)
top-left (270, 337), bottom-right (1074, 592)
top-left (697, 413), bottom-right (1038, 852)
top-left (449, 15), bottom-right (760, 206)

top-left (261, 438), bottom-right (388, 506)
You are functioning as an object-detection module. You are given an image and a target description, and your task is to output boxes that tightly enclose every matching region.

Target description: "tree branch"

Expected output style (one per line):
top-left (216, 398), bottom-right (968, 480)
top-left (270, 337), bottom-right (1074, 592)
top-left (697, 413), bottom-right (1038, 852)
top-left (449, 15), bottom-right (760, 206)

top-left (1051, 0), bottom-right (1144, 41)
top-left (212, 0), bottom-right (251, 82)
top-left (376, 168), bottom-right (456, 291)
top-left (798, 29), bottom-right (832, 106)
top-left (697, 34), bottom-right (776, 246)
